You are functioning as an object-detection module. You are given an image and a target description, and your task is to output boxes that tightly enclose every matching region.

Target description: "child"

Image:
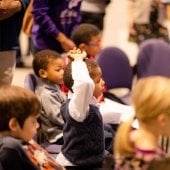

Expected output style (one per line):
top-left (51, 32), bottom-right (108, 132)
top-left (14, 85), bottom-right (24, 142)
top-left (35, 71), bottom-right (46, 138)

top-left (0, 85), bottom-right (64, 170)
top-left (32, 50), bottom-right (66, 145)
top-left (71, 23), bottom-right (135, 124)
top-left (71, 23), bottom-right (102, 60)
top-left (114, 76), bottom-right (170, 170)
top-left (56, 48), bottom-right (105, 167)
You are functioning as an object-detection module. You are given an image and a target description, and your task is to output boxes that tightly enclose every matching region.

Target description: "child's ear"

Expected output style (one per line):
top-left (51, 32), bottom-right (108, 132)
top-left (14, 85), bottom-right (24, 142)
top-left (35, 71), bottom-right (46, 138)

top-left (39, 69), bottom-right (47, 78)
top-left (9, 118), bottom-right (20, 131)
top-left (79, 43), bottom-right (87, 51)
top-left (157, 113), bottom-right (168, 126)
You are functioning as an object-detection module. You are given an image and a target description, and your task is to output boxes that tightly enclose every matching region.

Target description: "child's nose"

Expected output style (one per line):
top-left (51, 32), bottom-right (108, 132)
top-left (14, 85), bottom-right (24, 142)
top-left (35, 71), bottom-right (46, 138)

top-left (36, 122), bottom-right (40, 129)
top-left (102, 79), bottom-right (105, 85)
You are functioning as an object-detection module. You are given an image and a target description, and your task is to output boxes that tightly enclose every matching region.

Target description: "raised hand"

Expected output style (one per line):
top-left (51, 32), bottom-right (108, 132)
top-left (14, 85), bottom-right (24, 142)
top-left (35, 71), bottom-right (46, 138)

top-left (68, 48), bottom-right (87, 61)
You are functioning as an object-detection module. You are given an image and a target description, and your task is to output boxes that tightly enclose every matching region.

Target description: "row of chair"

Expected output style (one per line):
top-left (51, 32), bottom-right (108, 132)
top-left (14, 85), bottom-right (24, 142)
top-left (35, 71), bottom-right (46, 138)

top-left (95, 38), bottom-right (170, 105)
top-left (24, 38), bottom-right (170, 156)
top-left (25, 38), bottom-right (170, 105)
top-left (96, 39), bottom-right (170, 154)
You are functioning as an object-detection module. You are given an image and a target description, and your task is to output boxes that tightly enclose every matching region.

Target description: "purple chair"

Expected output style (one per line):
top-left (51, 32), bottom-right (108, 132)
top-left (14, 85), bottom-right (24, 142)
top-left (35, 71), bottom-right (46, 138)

top-left (96, 47), bottom-right (133, 104)
top-left (24, 72), bottom-right (39, 92)
top-left (136, 39), bottom-right (170, 78)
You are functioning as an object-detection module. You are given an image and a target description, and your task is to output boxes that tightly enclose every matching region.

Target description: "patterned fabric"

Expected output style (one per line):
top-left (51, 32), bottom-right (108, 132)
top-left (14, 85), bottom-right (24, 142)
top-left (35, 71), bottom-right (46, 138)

top-left (24, 140), bottom-right (65, 170)
top-left (129, 1), bottom-right (169, 45)
top-left (114, 147), bottom-right (165, 170)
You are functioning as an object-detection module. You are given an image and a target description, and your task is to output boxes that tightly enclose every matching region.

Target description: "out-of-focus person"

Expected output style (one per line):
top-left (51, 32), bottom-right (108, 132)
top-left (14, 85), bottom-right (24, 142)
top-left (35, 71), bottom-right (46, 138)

top-left (0, 0), bottom-right (30, 85)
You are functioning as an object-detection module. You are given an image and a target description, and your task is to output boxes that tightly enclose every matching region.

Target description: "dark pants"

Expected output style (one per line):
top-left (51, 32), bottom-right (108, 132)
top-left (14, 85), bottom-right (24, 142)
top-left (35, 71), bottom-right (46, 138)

top-left (81, 11), bottom-right (105, 30)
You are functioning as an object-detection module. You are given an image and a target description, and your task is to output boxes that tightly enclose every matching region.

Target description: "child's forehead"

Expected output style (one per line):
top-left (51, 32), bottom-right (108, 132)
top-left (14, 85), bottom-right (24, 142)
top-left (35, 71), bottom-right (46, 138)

top-left (89, 34), bottom-right (102, 41)
top-left (48, 57), bottom-right (63, 65)
top-left (91, 66), bottom-right (102, 78)
top-left (96, 67), bottom-right (102, 75)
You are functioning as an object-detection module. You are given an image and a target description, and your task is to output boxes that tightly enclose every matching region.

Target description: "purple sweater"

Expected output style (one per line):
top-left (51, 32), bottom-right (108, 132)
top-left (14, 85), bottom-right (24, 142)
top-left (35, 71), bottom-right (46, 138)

top-left (32, 0), bottom-right (82, 53)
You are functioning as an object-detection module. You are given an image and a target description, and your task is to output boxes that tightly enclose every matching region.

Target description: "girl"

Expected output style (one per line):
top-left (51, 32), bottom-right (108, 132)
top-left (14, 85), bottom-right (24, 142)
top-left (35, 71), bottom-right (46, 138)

top-left (114, 76), bottom-right (170, 169)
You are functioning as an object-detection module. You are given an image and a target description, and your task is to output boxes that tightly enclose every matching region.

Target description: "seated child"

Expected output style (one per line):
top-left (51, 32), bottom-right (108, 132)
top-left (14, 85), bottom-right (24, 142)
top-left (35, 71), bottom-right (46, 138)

top-left (71, 23), bottom-right (134, 124)
top-left (32, 50), bottom-right (66, 145)
top-left (56, 48), bottom-right (105, 167)
top-left (114, 76), bottom-right (170, 170)
top-left (71, 23), bottom-right (102, 60)
top-left (0, 85), bottom-right (64, 170)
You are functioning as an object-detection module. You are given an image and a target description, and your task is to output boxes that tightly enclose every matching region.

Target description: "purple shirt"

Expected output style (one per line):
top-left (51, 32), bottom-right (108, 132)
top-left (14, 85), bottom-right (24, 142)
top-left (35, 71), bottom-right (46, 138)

top-left (32, 0), bottom-right (82, 52)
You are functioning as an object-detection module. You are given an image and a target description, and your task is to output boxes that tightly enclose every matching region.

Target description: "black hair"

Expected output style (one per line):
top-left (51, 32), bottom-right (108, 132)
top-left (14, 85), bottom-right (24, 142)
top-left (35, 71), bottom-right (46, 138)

top-left (71, 23), bottom-right (101, 47)
top-left (33, 49), bottom-right (61, 77)
top-left (63, 59), bottom-right (99, 92)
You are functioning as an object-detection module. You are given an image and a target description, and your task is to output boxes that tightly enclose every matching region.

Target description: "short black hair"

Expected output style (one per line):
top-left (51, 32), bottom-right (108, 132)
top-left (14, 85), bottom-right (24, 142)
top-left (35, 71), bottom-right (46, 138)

top-left (33, 50), bottom-right (61, 77)
top-left (63, 59), bottom-right (99, 92)
top-left (71, 23), bottom-right (101, 46)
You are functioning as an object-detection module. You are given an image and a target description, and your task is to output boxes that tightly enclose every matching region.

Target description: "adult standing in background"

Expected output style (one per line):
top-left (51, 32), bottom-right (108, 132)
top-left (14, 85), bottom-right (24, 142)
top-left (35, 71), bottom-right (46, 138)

top-left (0, 0), bottom-right (30, 85)
top-left (80, 0), bottom-right (111, 30)
top-left (31, 0), bottom-right (82, 54)
top-left (128, 0), bottom-right (169, 45)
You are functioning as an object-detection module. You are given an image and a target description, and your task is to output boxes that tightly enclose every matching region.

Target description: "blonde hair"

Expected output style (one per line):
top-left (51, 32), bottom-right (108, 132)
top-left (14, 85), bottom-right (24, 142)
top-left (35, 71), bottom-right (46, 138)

top-left (114, 76), bottom-right (170, 157)
top-left (132, 76), bottom-right (170, 122)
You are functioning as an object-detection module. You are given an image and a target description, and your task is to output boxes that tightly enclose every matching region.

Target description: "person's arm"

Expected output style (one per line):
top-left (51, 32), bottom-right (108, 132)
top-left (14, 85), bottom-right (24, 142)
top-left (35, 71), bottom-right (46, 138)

top-left (0, 0), bottom-right (29, 20)
top-left (32, 0), bottom-right (75, 52)
top-left (99, 99), bottom-right (135, 124)
top-left (68, 50), bottom-right (94, 122)
top-left (40, 91), bottom-right (65, 125)
top-left (0, 0), bottom-right (22, 20)
top-left (32, 0), bottom-right (59, 37)
top-left (56, 32), bottom-right (75, 52)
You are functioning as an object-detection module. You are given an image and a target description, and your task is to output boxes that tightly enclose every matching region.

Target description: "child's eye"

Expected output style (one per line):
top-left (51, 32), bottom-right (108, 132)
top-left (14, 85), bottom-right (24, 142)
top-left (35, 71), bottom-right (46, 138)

top-left (32, 120), bottom-right (39, 127)
top-left (32, 120), bottom-right (37, 124)
top-left (55, 68), bottom-right (64, 72)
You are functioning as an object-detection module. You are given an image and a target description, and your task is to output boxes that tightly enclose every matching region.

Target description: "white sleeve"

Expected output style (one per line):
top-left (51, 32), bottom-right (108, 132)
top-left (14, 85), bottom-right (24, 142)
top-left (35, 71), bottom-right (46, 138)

top-left (99, 98), bottom-right (135, 124)
top-left (68, 60), bottom-right (94, 122)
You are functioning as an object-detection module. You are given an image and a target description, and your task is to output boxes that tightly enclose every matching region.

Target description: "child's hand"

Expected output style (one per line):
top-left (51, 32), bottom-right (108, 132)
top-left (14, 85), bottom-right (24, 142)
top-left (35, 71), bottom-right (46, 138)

top-left (68, 48), bottom-right (87, 61)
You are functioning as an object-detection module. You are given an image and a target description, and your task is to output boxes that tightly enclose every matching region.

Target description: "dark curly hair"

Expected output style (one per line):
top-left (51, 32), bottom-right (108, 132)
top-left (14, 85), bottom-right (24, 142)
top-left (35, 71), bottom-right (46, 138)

top-left (63, 58), bottom-right (99, 92)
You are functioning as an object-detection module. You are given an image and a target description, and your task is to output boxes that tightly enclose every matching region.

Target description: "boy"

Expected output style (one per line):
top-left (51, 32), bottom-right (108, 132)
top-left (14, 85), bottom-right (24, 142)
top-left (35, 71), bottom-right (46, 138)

top-left (57, 48), bottom-right (105, 167)
top-left (0, 85), bottom-right (64, 170)
top-left (71, 23), bottom-right (134, 124)
top-left (71, 23), bottom-right (102, 60)
top-left (32, 50), bottom-right (66, 145)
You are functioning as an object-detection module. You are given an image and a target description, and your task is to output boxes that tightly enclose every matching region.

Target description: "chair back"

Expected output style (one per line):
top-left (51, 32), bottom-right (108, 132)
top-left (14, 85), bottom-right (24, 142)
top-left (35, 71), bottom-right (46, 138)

top-left (96, 46), bottom-right (133, 90)
top-left (136, 39), bottom-right (170, 78)
top-left (24, 72), bottom-right (39, 92)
